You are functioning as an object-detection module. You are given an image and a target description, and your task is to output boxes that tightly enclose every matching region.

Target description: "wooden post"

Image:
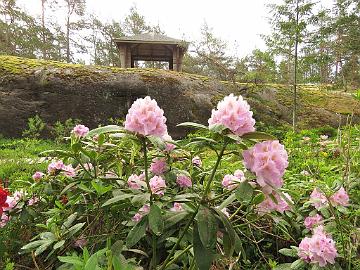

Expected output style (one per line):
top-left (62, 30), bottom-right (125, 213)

top-left (119, 44), bottom-right (126, 68)
top-left (169, 57), bottom-right (173, 70)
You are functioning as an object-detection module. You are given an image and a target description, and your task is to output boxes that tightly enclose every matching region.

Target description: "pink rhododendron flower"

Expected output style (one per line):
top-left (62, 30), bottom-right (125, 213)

top-left (163, 134), bottom-right (176, 152)
top-left (0, 213), bottom-right (10, 228)
top-left (330, 187), bottom-right (349, 207)
top-left (48, 160), bottom-right (65, 174)
top-left (150, 158), bottom-right (167, 175)
top-left (192, 156), bottom-right (202, 167)
top-left (304, 214), bottom-right (323, 230)
top-left (32, 171), bottom-right (45, 181)
top-left (234, 169), bottom-right (246, 181)
top-left (62, 165), bottom-right (76, 177)
top-left (298, 226), bottom-right (337, 267)
top-left (222, 174), bottom-right (239, 190)
top-left (28, 196), bottom-right (39, 206)
top-left (72, 124), bottom-right (89, 138)
top-left (208, 94), bottom-right (255, 136)
top-left (176, 175), bottom-right (192, 188)
top-left (127, 174), bottom-right (144, 190)
top-left (243, 140), bottom-right (288, 194)
top-left (149, 176), bottom-right (166, 196)
top-left (257, 192), bottom-right (291, 214)
top-left (124, 96), bottom-right (167, 137)
top-left (310, 188), bottom-right (328, 209)
top-left (132, 204), bottom-right (150, 222)
top-left (170, 202), bottom-right (183, 212)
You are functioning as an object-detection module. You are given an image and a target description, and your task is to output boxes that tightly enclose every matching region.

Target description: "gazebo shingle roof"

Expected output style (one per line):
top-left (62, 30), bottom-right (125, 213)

top-left (114, 33), bottom-right (188, 48)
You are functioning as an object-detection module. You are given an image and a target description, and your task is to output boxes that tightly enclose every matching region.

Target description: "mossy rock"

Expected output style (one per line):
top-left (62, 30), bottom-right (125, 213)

top-left (0, 55), bottom-right (359, 138)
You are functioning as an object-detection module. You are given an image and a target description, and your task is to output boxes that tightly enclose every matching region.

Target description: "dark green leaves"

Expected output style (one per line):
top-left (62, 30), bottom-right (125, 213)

top-left (126, 217), bottom-right (147, 248)
top-left (193, 223), bottom-right (214, 270)
top-left (196, 206), bottom-right (217, 251)
top-left (235, 182), bottom-right (254, 204)
top-left (149, 204), bottom-right (164, 235)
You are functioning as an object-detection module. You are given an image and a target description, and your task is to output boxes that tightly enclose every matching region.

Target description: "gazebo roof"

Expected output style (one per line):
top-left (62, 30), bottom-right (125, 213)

top-left (114, 33), bottom-right (189, 49)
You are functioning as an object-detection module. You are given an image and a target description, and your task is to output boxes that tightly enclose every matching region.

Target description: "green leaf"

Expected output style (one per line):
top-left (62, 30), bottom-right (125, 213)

top-left (35, 240), bottom-right (54, 256)
top-left (21, 240), bottom-right (49, 250)
top-left (86, 125), bottom-right (124, 138)
top-left (252, 192), bottom-right (266, 204)
top-left (242, 132), bottom-right (275, 140)
top-left (102, 194), bottom-right (134, 207)
top-left (279, 248), bottom-right (298, 258)
top-left (65, 222), bottom-right (85, 237)
top-left (58, 256), bottom-right (84, 266)
top-left (235, 182), bottom-right (254, 204)
top-left (291, 259), bottom-right (306, 269)
top-left (164, 211), bottom-right (189, 229)
top-left (84, 253), bottom-right (98, 270)
top-left (219, 193), bottom-right (236, 209)
top-left (223, 231), bottom-right (234, 257)
top-left (193, 223), bottom-right (214, 270)
top-left (274, 263), bottom-right (293, 270)
top-left (148, 135), bottom-right (166, 150)
top-left (148, 204), bottom-right (164, 235)
top-left (53, 240), bottom-right (65, 250)
top-left (71, 142), bottom-right (82, 153)
top-left (60, 182), bottom-right (78, 195)
top-left (91, 180), bottom-right (112, 196)
top-left (126, 216), bottom-right (147, 248)
top-left (197, 206), bottom-right (217, 251)
top-left (212, 207), bottom-right (236, 255)
top-left (61, 212), bottom-right (78, 230)
top-left (177, 122), bottom-right (208, 129)
top-left (209, 123), bottom-right (227, 133)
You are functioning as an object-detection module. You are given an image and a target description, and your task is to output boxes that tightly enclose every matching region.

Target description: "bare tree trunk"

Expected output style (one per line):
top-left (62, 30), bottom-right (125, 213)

top-left (41, 0), bottom-right (47, 59)
top-left (293, 0), bottom-right (299, 131)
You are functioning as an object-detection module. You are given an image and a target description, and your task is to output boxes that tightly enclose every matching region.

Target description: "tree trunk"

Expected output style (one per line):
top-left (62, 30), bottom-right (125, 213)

top-left (41, 0), bottom-right (47, 59)
top-left (293, 0), bottom-right (299, 131)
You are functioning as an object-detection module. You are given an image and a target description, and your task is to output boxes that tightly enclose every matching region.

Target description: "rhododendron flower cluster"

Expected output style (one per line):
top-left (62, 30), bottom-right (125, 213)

top-left (298, 226), bottom-right (337, 267)
top-left (150, 158), bottom-right (167, 175)
top-left (192, 156), bottom-right (202, 167)
top-left (330, 187), bottom-right (349, 207)
top-left (176, 175), bottom-right (192, 188)
top-left (72, 124), bottom-right (89, 138)
top-left (304, 214), bottom-right (323, 230)
top-left (132, 204), bottom-right (150, 222)
top-left (208, 94), bottom-right (255, 136)
top-left (127, 174), bottom-right (145, 190)
top-left (257, 192), bottom-right (292, 214)
top-left (149, 176), bottom-right (166, 196)
top-left (170, 202), bottom-right (183, 212)
top-left (222, 170), bottom-right (246, 190)
top-left (310, 188), bottom-right (327, 209)
top-left (32, 171), bottom-right (45, 181)
top-left (243, 140), bottom-right (288, 194)
top-left (162, 134), bottom-right (176, 152)
top-left (47, 160), bottom-right (76, 177)
top-left (124, 96), bottom-right (167, 137)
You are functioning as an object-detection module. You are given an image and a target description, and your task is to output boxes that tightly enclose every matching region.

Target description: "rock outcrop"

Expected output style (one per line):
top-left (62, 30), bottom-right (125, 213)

top-left (0, 55), bottom-right (359, 138)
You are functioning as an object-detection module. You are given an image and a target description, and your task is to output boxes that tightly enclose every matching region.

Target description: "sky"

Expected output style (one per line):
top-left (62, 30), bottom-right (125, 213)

top-left (18, 0), bottom-right (285, 58)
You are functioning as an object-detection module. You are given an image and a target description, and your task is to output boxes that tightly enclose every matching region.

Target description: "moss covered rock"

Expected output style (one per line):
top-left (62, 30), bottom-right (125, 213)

top-left (0, 55), bottom-right (359, 138)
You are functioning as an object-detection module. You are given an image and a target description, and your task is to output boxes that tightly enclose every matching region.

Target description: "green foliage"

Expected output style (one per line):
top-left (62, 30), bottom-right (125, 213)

top-left (52, 118), bottom-right (81, 143)
top-left (22, 115), bottom-right (46, 139)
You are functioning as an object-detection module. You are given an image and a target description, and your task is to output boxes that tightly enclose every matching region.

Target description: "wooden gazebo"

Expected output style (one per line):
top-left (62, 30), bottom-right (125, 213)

top-left (114, 33), bottom-right (189, 71)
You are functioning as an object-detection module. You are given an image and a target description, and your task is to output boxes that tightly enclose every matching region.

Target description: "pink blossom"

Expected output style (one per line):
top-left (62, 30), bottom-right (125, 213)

top-left (163, 134), bottom-right (176, 152)
top-left (83, 163), bottom-right (94, 171)
top-left (0, 213), bottom-right (10, 228)
top-left (124, 96), bottom-right (167, 137)
top-left (243, 140), bottom-right (288, 194)
top-left (300, 170), bottom-right (310, 176)
top-left (132, 204), bottom-right (150, 222)
top-left (221, 174), bottom-right (239, 190)
top-left (132, 213), bottom-right (143, 222)
top-left (48, 160), bottom-right (65, 174)
top-left (330, 187), bottom-right (349, 207)
top-left (298, 226), bottom-right (337, 267)
top-left (149, 176), bottom-right (166, 196)
top-left (176, 175), bottom-right (192, 188)
top-left (62, 165), bottom-right (76, 177)
top-left (170, 202), bottom-right (183, 212)
top-left (304, 214), bottom-right (323, 230)
top-left (32, 171), bottom-right (45, 181)
top-left (234, 169), bottom-right (246, 181)
top-left (192, 156), bottom-right (202, 167)
top-left (302, 136), bottom-right (311, 142)
top-left (208, 94), bottom-right (255, 136)
top-left (28, 196), bottom-right (39, 206)
top-left (127, 174), bottom-right (144, 190)
top-left (310, 188), bottom-right (328, 209)
top-left (72, 124), bottom-right (89, 138)
top-left (150, 158), bottom-right (167, 175)
top-left (257, 192), bottom-right (291, 214)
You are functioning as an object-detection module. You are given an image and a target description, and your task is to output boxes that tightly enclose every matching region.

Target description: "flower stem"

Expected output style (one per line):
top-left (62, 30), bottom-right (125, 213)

top-left (158, 140), bottom-right (227, 270)
top-left (142, 137), bottom-right (153, 205)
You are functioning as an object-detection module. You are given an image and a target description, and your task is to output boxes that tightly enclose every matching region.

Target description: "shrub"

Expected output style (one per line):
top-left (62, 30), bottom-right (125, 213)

top-left (22, 115), bottom-right (46, 139)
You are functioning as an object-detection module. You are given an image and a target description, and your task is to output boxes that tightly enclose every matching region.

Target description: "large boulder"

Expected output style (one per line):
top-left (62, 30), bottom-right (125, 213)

top-left (0, 55), bottom-right (359, 138)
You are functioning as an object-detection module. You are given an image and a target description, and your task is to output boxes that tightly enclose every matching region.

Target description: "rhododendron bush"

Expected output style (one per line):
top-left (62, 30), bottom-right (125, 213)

top-left (0, 95), bottom-right (358, 270)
